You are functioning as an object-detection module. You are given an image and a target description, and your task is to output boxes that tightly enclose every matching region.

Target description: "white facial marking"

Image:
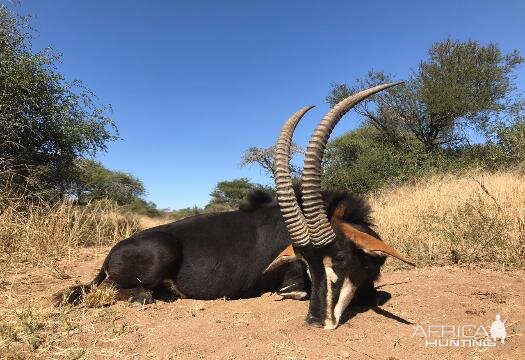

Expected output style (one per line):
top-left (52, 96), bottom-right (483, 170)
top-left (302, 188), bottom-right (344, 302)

top-left (323, 256), bottom-right (339, 329)
top-left (333, 277), bottom-right (356, 325)
top-left (322, 257), bottom-right (357, 330)
top-left (325, 265), bottom-right (339, 283)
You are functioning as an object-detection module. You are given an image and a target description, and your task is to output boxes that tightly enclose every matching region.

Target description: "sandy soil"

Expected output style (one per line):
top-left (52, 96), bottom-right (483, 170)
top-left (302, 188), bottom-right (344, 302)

top-left (1, 249), bottom-right (523, 359)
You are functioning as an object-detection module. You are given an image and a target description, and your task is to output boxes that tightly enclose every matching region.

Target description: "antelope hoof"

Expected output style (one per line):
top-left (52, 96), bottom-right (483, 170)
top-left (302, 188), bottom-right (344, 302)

top-left (128, 291), bottom-right (154, 306)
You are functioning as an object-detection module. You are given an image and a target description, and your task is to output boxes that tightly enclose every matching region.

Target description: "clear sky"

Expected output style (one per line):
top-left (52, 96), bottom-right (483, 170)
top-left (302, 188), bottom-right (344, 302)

top-left (6, 0), bottom-right (525, 209)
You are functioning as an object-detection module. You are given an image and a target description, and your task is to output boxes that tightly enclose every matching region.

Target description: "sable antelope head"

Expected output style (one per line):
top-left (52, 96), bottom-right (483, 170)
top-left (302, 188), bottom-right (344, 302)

top-left (274, 82), bottom-right (413, 329)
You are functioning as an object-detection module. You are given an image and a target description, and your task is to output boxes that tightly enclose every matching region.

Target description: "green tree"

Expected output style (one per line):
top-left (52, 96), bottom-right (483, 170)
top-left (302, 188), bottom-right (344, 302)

top-left (323, 126), bottom-right (446, 193)
top-left (127, 198), bottom-right (161, 217)
top-left (0, 6), bottom-right (117, 198)
top-left (240, 144), bottom-right (305, 180)
top-left (168, 206), bottom-right (205, 221)
top-left (72, 159), bottom-right (145, 206)
top-left (327, 39), bottom-right (523, 151)
top-left (207, 178), bottom-right (269, 209)
top-left (495, 117), bottom-right (525, 165)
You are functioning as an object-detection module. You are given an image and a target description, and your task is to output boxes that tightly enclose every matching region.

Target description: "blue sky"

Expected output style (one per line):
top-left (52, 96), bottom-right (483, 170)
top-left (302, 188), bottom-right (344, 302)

top-left (5, 1), bottom-right (525, 209)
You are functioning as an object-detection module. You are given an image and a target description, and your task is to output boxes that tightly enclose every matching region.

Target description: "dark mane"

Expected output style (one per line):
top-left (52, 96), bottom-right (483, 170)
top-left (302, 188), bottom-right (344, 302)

top-left (292, 182), bottom-right (374, 227)
top-left (239, 185), bottom-right (374, 228)
top-left (322, 190), bottom-right (374, 227)
top-left (238, 189), bottom-right (276, 212)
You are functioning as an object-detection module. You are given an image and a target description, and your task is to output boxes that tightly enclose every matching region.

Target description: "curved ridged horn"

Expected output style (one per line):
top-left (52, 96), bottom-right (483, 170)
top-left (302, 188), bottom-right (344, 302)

top-left (274, 106), bottom-right (315, 247)
top-left (302, 82), bottom-right (404, 246)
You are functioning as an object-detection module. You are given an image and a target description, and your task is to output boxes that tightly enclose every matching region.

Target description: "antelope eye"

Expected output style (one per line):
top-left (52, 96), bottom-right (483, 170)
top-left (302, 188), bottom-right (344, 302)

top-left (333, 252), bottom-right (346, 262)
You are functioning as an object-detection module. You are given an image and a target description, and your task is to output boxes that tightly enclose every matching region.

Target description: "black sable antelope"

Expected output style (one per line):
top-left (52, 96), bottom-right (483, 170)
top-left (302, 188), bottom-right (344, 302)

top-left (55, 83), bottom-right (414, 329)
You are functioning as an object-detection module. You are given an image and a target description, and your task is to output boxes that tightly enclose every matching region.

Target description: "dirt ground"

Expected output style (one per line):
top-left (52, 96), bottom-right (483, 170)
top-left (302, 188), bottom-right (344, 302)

top-left (1, 249), bottom-right (523, 359)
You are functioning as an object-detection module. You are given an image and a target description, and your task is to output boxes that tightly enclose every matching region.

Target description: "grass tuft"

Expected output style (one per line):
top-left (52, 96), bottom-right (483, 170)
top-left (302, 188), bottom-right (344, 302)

top-left (82, 285), bottom-right (118, 308)
top-left (15, 307), bottom-right (45, 350)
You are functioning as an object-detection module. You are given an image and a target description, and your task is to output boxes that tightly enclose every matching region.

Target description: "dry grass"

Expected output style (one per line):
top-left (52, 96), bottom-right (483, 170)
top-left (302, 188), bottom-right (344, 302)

top-left (137, 214), bottom-right (171, 229)
top-left (371, 168), bottom-right (525, 269)
top-left (82, 285), bottom-right (118, 308)
top-left (0, 296), bottom-right (131, 358)
top-left (0, 197), bottom-right (143, 272)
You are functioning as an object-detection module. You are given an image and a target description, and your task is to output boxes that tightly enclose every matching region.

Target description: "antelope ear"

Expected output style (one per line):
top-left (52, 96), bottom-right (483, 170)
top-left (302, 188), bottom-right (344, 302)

top-left (263, 245), bottom-right (298, 274)
top-left (339, 222), bottom-right (416, 267)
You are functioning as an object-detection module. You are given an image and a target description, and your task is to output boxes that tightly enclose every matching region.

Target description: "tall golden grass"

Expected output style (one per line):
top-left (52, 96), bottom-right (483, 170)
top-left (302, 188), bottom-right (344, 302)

top-left (371, 169), bottom-right (525, 269)
top-left (1, 169), bottom-right (523, 271)
top-left (0, 198), bottom-right (142, 268)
